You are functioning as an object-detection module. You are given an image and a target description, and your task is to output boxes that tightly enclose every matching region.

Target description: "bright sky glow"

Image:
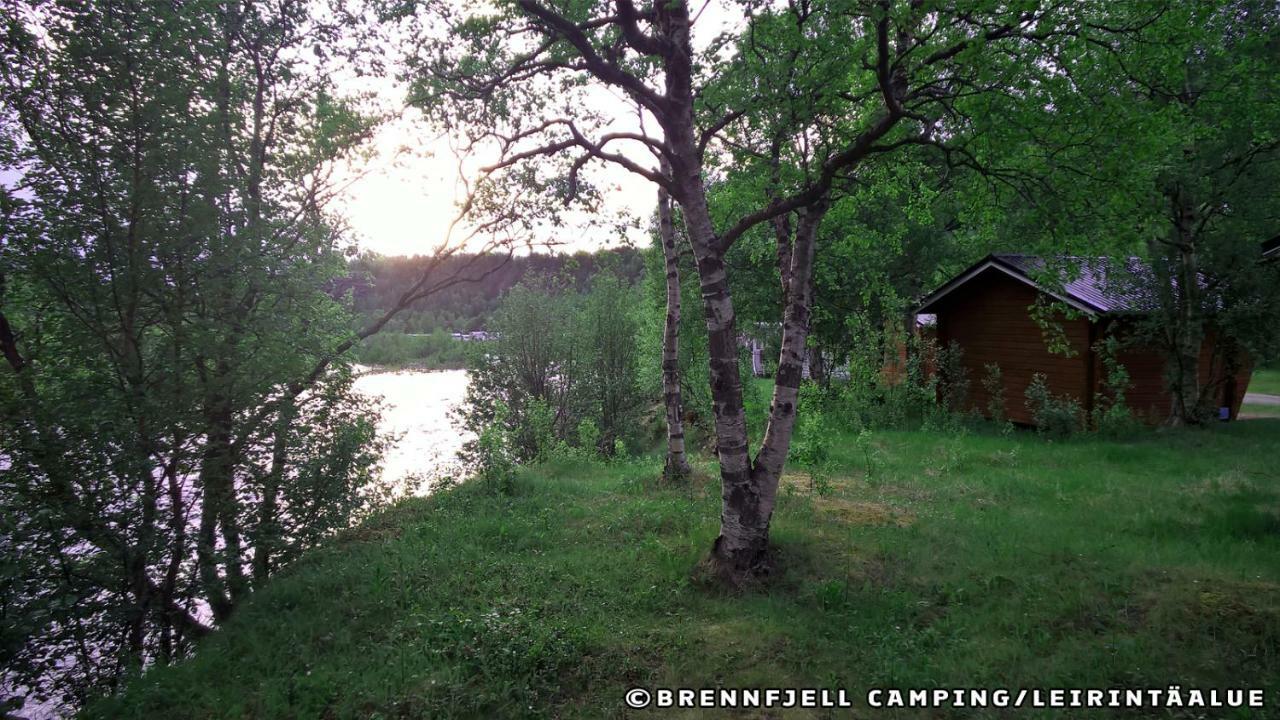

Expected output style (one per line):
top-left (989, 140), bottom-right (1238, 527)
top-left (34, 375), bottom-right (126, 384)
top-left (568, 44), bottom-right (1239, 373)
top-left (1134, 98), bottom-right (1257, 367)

top-left (335, 2), bottom-right (745, 258)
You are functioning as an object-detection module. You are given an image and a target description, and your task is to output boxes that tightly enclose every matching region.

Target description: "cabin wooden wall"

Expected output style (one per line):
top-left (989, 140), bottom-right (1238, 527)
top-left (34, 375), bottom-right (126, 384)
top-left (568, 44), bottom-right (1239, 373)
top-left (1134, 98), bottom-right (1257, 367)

top-left (932, 271), bottom-right (1253, 425)
top-left (934, 272), bottom-right (1091, 425)
top-left (1099, 322), bottom-right (1252, 422)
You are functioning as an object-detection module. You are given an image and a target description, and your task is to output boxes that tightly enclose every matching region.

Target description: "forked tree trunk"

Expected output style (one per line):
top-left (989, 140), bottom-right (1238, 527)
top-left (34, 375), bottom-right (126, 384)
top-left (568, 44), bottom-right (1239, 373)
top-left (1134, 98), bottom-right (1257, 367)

top-left (740, 199), bottom-right (828, 550)
top-left (677, 173), bottom-right (830, 581)
top-left (657, 181), bottom-right (692, 482)
top-left (656, 1), bottom-right (837, 583)
top-left (673, 173), bottom-right (757, 574)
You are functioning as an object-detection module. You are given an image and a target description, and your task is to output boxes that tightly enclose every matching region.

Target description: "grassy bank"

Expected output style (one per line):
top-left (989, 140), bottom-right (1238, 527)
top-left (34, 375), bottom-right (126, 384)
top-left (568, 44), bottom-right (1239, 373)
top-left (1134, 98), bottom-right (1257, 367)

top-left (91, 422), bottom-right (1280, 719)
top-left (354, 331), bottom-right (472, 370)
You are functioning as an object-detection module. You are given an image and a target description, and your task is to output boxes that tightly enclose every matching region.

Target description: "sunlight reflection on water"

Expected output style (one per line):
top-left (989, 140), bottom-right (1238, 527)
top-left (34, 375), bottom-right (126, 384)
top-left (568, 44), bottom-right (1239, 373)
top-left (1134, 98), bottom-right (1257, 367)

top-left (352, 366), bottom-right (472, 496)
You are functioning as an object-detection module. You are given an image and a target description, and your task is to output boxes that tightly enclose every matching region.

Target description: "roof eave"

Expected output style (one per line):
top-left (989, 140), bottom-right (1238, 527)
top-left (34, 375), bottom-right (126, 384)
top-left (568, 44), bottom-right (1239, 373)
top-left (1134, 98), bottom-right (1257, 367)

top-left (914, 255), bottom-right (1104, 317)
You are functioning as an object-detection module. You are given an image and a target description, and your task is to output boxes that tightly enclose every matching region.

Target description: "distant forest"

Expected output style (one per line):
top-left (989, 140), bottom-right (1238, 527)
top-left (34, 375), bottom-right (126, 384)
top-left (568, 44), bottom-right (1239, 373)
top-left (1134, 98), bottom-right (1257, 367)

top-left (337, 247), bottom-right (645, 332)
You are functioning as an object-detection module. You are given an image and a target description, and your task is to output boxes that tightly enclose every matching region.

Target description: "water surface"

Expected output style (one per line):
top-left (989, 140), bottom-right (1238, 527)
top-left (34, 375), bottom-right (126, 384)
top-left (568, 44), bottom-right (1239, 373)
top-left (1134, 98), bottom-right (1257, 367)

top-left (353, 367), bottom-right (472, 495)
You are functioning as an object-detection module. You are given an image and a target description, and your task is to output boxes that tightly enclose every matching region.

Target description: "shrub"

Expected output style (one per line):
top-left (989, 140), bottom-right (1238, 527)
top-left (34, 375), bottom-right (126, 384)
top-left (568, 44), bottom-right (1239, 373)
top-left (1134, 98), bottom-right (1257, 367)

top-left (474, 405), bottom-right (517, 495)
top-left (982, 362), bottom-right (1007, 424)
top-left (1024, 373), bottom-right (1083, 438)
top-left (789, 409), bottom-right (832, 469)
top-left (1091, 337), bottom-right (1140, 435)
top-left (577, 418), bottom-right (601, 457)
top-left (457, 272), bottom-right (644, 472)
top-left (935, 340), bottom-right (970, 414)
top-left (816, 330), bottom-right (940, 432)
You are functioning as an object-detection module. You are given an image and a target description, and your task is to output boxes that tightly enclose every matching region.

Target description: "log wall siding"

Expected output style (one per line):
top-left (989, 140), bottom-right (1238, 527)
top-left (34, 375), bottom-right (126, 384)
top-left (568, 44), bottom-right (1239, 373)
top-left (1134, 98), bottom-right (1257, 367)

top-left (932, 269), bottom-right (1252, 426)
top-left (935, 273), bottom-right (1091, 425)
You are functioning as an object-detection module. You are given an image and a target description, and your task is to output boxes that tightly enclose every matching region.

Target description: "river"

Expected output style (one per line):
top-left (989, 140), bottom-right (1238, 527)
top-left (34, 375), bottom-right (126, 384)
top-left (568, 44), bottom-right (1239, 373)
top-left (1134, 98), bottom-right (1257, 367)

top-left (352, 366), bottom-right (473, 495)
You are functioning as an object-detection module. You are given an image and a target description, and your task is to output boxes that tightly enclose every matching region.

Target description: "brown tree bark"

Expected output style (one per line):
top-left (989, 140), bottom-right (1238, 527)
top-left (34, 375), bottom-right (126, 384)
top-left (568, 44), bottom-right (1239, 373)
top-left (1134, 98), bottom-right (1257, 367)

top-left (1153, 187), bottom-right (1206, 426)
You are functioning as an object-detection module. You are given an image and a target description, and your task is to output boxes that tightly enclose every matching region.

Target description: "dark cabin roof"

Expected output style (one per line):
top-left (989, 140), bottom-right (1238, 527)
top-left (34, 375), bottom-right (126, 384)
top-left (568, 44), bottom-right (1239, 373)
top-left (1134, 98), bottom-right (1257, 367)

top-left (916, 254), bottom-right (1147, 316)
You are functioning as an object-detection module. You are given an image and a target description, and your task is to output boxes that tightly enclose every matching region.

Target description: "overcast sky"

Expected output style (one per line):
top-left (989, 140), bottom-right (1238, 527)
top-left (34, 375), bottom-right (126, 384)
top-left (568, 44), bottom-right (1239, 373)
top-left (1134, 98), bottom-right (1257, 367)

top-left (0, 3), bottom-right (746, 259)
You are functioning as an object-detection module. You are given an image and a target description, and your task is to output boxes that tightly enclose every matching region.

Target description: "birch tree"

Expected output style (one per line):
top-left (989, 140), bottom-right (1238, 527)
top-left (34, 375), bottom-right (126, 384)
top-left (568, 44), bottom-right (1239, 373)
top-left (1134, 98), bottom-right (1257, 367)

top-left (0, 0), bottom-right (525, 705)
top-left (993, 0), bottom-right (1280, 425)
top-left (396, 0), bottom-right (1146, 583)
top-left (656, 177), bottom-right (692, 481)
top-left (1113, 2), bottom-right (1280, 424)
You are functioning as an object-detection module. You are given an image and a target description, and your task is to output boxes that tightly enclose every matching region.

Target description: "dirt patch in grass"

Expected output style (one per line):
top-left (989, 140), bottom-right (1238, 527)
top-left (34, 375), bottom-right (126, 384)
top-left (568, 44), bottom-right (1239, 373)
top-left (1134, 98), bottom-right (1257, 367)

top-left (1189, 469), bottom-right (1259, 495)
top-left (778, 471), bottom-right (861, 494)
top-left (1143, 575), bottom-right (1280, 648)
top-left (1191, 580), bottom-right (1280, 625)
top-left (817, 497), bottom-right (914, 527)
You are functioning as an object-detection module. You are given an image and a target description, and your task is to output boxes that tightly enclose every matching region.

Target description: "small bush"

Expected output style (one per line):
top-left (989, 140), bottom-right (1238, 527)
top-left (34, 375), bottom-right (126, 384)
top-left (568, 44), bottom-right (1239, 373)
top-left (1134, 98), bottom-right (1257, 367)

top-left (1091, 337), bottom-right (1140, 436)
top-left (982, 362), bottom-right (1007, 423)
top-left (577, 418), bottom-right (602, 457)
top-left (789, 409), bottom-right (832, 469)
top-left (473, 405), bottom-right (517, 495)
top-left (936, 341), bottom-right (971, 414)
top-left (516, 398), bottom-right (559, 462)
top-left (1024, 373), bottom-right (1083, 438)
top-left (822, 332), bottom-right (940, 432)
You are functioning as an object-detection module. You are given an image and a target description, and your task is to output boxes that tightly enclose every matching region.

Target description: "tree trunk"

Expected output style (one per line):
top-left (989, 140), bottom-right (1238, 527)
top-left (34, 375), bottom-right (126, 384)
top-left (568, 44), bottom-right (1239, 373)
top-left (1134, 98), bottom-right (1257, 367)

top-left (254, 398), bottom-right (294, 580)
top-left (657, 179), bottom-right (691, 483)
top-left (675, 178), bottom-right (759, 577)
top-left (1157, 188), bottom-right (1205, 426)
top-left (655, 0), bottom-right (833, 583)
top-left (196, 397), bottom-right (237, 621)
top-left (746, 197), bottom-right (828, 524)
top-left (680, 181), bottom-right (830, 583)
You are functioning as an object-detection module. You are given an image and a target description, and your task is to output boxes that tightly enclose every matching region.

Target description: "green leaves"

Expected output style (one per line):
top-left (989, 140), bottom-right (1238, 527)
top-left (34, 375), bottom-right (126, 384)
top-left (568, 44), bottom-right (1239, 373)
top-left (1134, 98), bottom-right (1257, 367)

top-left (0, 0), bottom-right (390, 704)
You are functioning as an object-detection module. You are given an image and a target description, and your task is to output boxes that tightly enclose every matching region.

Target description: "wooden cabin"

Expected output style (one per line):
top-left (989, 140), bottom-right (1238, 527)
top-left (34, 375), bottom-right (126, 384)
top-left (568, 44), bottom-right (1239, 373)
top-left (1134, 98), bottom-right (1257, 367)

top-left (915, 254), bottom-right (1252, 425)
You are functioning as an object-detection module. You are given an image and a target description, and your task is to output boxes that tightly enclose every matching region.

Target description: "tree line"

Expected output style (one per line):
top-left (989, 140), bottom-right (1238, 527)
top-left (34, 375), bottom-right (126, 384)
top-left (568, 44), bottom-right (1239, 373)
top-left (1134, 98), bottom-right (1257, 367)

top-left (341, 248), bottom-right (644, 334)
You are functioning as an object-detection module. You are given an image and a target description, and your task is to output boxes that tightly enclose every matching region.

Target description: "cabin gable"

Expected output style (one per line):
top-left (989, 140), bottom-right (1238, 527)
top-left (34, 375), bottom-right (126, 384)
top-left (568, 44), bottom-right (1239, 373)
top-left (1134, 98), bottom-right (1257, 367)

top-left (930, 269), bottom-right (1090, 425)
top-left (916, 255), bottom-right (1253, 426)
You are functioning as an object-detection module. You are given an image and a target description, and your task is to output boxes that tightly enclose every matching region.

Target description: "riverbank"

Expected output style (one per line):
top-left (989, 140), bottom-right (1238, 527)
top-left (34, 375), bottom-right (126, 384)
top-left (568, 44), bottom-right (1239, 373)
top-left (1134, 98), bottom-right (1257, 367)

top-left (89, 422), bottom-right (1280, 719)
top-left (352, 331), bottom-right (474, 370)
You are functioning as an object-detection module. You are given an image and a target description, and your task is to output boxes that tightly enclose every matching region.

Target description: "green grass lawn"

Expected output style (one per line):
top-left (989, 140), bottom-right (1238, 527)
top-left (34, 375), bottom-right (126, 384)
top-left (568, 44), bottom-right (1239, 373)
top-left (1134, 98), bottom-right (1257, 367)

top-left (1242, 402), bottom-right (1280, 418)
top-left (1250, 367), bottom-right (1280, 396)
top-left (91, 423), bottom-right (1280, 719)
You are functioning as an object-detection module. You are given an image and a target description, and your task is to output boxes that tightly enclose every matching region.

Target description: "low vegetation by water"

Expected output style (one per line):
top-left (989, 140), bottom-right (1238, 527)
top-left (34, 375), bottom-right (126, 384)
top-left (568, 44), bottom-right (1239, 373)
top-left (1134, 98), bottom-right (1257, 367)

top-left (91, 421), bottom-right (1280, 719)
top-left (354, 331), bottom-right (472, 370)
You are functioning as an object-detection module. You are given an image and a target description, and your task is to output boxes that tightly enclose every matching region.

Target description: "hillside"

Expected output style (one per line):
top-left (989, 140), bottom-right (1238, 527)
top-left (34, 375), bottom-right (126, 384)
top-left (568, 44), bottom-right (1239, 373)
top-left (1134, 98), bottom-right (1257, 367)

top-left (89, 422), bottom-right (1280, 719)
